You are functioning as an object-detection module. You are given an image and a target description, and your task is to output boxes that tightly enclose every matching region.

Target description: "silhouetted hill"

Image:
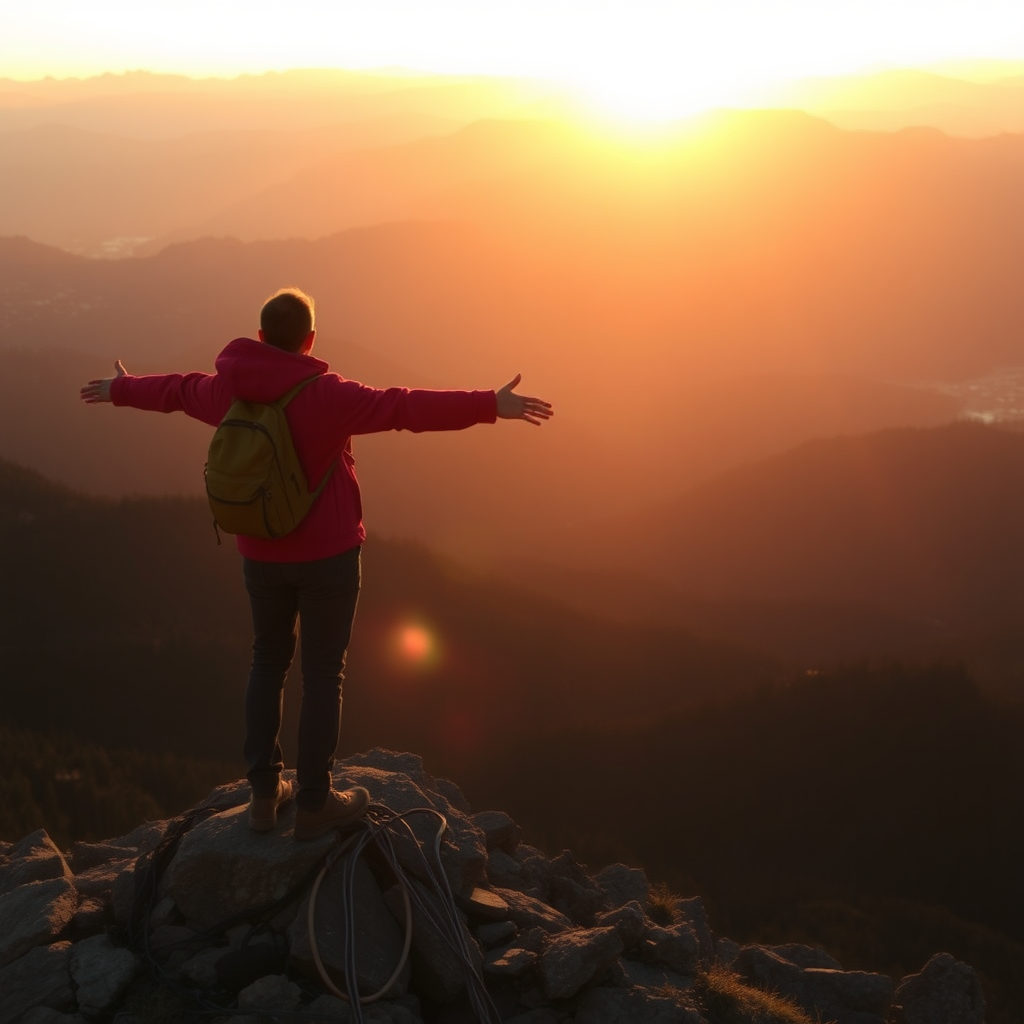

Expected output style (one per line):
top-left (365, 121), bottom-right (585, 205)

top-left (531, 422), bottom-right (1024, 615)
top-left (754, 67), bottom-right (1024, 136)
top-left (510, 422), bottom-right (1024, 693)
top-left (3, 110), bottom-right (1021, 381)
top-left (0, 458), bottom-right (776, 771)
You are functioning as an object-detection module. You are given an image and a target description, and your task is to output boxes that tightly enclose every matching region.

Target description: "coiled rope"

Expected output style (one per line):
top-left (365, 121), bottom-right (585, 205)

top-left (306, 803), bottom-right (501, 1024)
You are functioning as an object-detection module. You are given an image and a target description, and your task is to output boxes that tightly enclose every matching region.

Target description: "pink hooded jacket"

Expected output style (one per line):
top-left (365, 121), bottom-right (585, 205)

top-left (111, 337), bottom-right (497, 562)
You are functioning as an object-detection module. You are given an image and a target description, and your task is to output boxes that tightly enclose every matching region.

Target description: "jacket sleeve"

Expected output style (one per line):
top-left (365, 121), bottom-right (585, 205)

top-left (110, 372), bottom-right (232, 427)
top-left (321, 380), bottom-right (498, 435)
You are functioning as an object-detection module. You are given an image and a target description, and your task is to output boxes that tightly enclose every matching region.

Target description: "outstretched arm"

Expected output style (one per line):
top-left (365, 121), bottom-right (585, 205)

top-left (80, 360), bottom-right (126, 404)
top-left (495, 374), bottom-right (554, 426)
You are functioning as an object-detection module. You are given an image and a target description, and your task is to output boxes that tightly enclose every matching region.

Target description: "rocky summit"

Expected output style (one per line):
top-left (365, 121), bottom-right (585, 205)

top-left (0, 748), bottom-right (985, 1024)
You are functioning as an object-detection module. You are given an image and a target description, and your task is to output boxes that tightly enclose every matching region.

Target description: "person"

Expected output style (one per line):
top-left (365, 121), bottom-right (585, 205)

top-left (80, 286), bottom-right (553, 841)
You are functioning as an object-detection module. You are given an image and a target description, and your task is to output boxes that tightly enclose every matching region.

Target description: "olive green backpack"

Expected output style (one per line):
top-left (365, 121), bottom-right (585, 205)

top-left (204, 375), bottom-right (332, 541)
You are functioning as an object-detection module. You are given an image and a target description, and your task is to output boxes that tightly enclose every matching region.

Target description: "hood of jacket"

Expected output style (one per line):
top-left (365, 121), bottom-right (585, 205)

top-left (214, 337), bottom-right (329, 403)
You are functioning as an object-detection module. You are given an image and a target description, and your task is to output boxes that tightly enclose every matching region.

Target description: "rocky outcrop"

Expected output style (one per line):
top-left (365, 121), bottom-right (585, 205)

top-left (0, 749), bottom-right (987, 1024)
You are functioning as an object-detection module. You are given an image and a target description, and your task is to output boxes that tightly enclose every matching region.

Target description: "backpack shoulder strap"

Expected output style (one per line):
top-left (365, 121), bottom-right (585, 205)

top-left (276, 373), bottom-right (322, 408)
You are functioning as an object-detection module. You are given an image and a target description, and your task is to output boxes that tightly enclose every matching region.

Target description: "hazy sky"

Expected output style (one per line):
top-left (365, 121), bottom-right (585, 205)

top-left (2, 1), bottom-right (1022, 114)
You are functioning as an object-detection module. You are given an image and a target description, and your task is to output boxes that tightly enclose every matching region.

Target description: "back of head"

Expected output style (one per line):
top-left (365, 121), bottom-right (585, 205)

top-left (260, 287), bottom-right (315, 352)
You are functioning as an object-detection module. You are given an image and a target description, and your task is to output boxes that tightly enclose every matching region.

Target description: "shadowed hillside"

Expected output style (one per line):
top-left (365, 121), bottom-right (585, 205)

top-left (0, 459), bottom-right (777, 771)
top-left (527, 422), bottom-right (1024, 622)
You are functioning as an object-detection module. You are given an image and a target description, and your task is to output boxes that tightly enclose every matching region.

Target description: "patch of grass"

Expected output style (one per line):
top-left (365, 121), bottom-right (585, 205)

top-left (647, 880), bottom-right (682, 926)
top-left (693, 965), bottom-right (821, 1024)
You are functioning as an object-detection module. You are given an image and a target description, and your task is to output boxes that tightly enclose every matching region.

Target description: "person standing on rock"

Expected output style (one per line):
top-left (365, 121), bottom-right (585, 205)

top-left (80, 286), bottom-right (553, 841)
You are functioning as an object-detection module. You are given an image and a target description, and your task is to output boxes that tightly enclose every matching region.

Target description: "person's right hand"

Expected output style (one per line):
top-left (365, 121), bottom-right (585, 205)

top-left (80, 360), bottom-right (127, 404)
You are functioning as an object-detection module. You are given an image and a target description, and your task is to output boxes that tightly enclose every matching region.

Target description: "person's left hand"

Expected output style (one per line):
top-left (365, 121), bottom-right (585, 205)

top-left (80, 360), bottom-right (127, 404)
top-left (495, 374), bottom-right (554, 426)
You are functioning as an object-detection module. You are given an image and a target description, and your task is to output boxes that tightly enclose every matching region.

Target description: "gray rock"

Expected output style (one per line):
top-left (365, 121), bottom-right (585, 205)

top-left (304, 993), bottom-right (421, 1023)
top-left (715, 936), bottom-right (741, 967)
top-left (25, 1013), bottom-right (88, 1024)
top-left (512, 844), bottom-right (555, 900)
top-left (335, 761), bottom-right (487, 896)
top-left (503, 1011), bottom-right (565, 1024)
top-left (20, 1010), bottom-right (88, 1024)
top-left (69, 839), bottom-right (136, 873)
top-left (476, 919), bottom-right (518, 948)
top-left (539, 926), bottom-right (624, 1000)
top-left (472, 810), bottom-right (521, 852)
top-left (104, 819), bottom-right (167, 855)
top-left (289, 854), bottom-right (410, 999)
top-left (674, 896), bottom-right (715, 962)
top-left (612, 957), bottom-right (694, 992)
top-left (765, 941), bottom-right (843, 969)
top-left (306, 993), bottom-right (356, 1022)
top-left (735, 945), bottom-right (893, 1024)
top-left (0, 831), bottom-right (73, 895)
top-left (177, 946), bottom-right (228, 988)
top-left (383, 874), bottom-right (482, 1004)
top-left (493, 887), bottom-right (573, 934)
top-left (70, 858), bottom-right (134, 902)
top-left (148, 923), bottom-right (198, 956)
top-left (434, 777), bottom-right (472, 815)
top-left (642, 922), bottom-right (700, 976)
top-left (575, 985), bottom-right (702, 1023)
top-left (486, 848), bottom-right (525, 888)
top-left (595, 901), bottom-right (646, 950)
top-left (160, 801), bottom-right (336, 929)
top-left (0, 942), bottom-right (74, 1024)
top-left (110, 858), bottom-right (144, 929)
top-left (593, 863), bottom-right (650, 911)
top-left (547, 850), bottom-right (605, 926)
top-left (236, 972), bottom-right (303, 1011)
top-left (456, 885), bottom-right (510, 921)
top-left (70, 897), bottom-right (109, 933)
top-left (69, 933), bottom-right (140, 1017)
top-left (196, 779), bottom-right (250, 812)
top-left (891, 952), bottom-right (985, 1024)
top-left (484, 946), bottom-right (539, 978)
top-left (0, 877), bottom-right (78, 967)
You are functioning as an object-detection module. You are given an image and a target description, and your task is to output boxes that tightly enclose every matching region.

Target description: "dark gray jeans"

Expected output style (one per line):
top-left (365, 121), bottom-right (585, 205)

top-left (242, 547), bottom-right (361, 810)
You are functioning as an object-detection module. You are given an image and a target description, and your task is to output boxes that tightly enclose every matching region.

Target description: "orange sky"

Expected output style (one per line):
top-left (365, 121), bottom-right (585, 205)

top-left (2, 1), bottom-right (1022, 119)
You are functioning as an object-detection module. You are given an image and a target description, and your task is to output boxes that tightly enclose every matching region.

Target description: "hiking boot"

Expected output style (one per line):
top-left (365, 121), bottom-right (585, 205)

top-left (294, 786), bottom-right (370, 841)
top-left (248, 779), bottom-right (295, 832)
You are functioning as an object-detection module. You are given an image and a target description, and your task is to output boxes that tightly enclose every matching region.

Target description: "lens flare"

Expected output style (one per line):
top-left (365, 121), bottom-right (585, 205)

top-left (399, 622), bottom-right (432, 663)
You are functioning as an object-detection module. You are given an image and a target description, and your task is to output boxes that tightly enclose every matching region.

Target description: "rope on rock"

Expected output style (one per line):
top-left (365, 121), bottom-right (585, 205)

top-left (307, 803), bottom-right (502, 1024)
top-left (127, 798), bottom-right (502, 1023)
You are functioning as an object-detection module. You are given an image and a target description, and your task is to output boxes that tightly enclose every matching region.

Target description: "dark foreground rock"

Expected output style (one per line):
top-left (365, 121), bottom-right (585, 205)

top-left (0, 749), bottom-right (986, 1024)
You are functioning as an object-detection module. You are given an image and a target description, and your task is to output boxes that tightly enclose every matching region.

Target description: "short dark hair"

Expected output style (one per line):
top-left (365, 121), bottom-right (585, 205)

top-left (260, 287), bottom-right (315, 352)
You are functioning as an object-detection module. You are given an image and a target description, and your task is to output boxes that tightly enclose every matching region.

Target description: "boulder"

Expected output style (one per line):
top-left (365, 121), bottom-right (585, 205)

top-left (539, 926), bottom-right (624, 1000)
top-left (0, 831), bottom-right (73, 895)
top-left (0, 877), bottom-right (78, 967)
top-left (592, 863), bottom-right (650, 911)
top-left (595, 900), bottom-right (647, 950)
top-left (891, 952), bottom-right (985, 1024)
top-left (336, 759), bottom-right (488, 896)
top-left (575, 985), bottom-right (703, 1023)
top-left (493, 887), bottom-right (573, 934)
top-left (0, 942), bottom-right (74, 1024)
top-left (472, 810), bottom-right (521, 853)
top-left (237, 972), bottom-right (303, 1012)
top-left (734, 944), bottom-right (893, 1024)
top-left (642, 922), bottom-right (700, 976)
top-left (547, 850), bottom-right (606, 926)
top-left (160, 801), bottom-right (336, 929)
top-left (69, 934), bottom-right (140, 1017)
top-left (384, 874), bottom-right (482, 1004)
top-left (288, 853), bottom-right (411, 999)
